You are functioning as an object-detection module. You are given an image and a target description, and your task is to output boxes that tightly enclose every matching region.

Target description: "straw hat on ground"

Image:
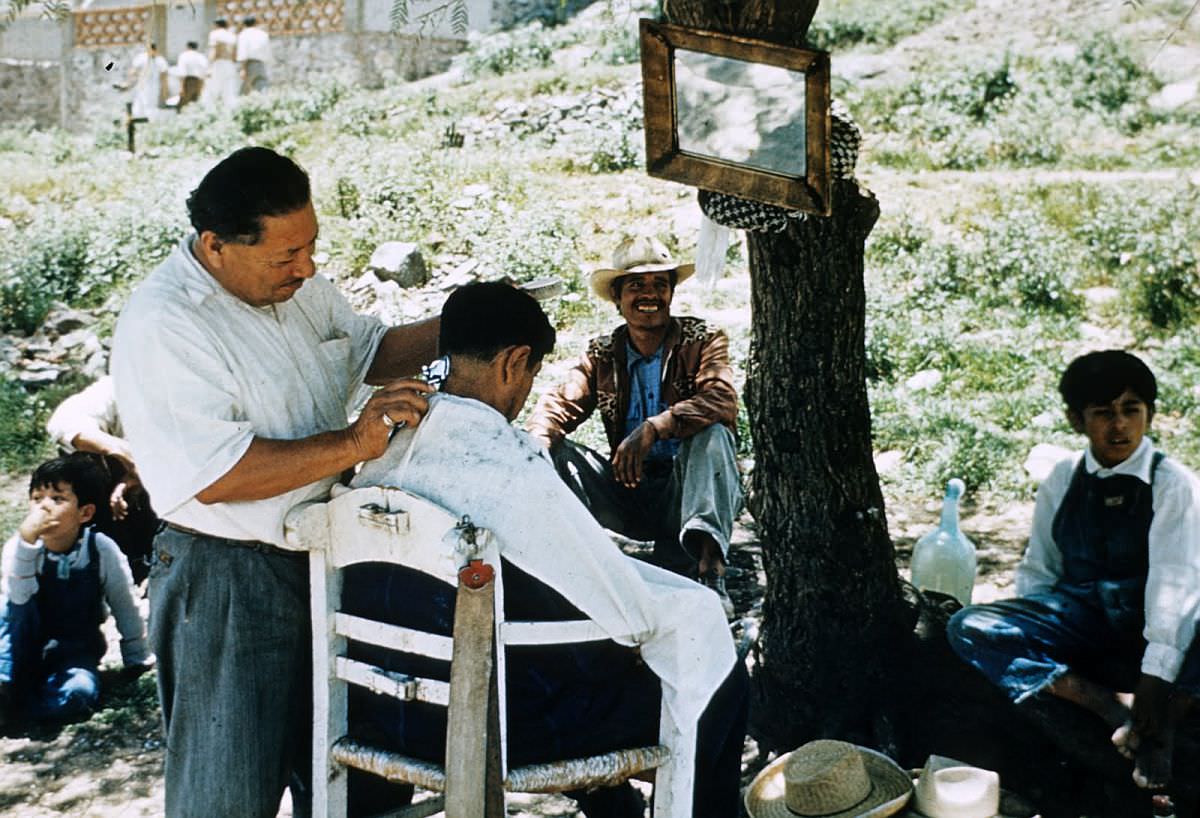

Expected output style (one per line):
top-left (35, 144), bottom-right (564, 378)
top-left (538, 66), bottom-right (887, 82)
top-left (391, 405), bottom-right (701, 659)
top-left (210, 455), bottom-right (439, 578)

top-left (745, 739), bottom-right (913, 818)
top-left (589, 235), bottom-right (695, 303)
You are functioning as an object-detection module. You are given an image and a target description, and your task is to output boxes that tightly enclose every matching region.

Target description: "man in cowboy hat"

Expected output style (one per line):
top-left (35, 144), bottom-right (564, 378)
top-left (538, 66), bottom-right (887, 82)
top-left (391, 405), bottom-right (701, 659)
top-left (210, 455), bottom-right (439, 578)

top-left (526, 235), bottom-right (741, 616)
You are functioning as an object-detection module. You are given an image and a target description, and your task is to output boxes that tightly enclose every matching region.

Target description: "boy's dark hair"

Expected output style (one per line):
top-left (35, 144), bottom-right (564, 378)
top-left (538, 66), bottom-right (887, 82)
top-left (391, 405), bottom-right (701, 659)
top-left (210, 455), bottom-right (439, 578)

top-left (1059, 349), bottom-right (1157, 416)
top-left (610, 268), bottom-right (679, 301)
top-left (29, 453), bottom-right (108, 512)
top-left (439, 282), bottom-right (556, 366)
top-left (244, 15), bottom-right (256, 25)
top-left (214, 17), bottom-right (227, 26)
top-left (187, 40), bottom-right (199, 49)
top-left (186, 147), bottom-right (310, 245)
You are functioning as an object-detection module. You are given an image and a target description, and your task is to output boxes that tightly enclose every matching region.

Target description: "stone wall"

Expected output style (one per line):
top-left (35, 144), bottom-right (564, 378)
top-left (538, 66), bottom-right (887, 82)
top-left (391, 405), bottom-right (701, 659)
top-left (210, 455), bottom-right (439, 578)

top-left (2, 29), bottom-right (464, 131)
top-left (0, 59), bottom-right (62, 128)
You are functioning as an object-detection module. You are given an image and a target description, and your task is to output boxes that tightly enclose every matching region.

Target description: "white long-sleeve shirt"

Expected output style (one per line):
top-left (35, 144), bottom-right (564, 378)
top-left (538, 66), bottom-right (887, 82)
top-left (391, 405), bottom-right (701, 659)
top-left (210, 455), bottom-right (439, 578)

top-left (351, 393), bottom-right (736, 729)
top-left (45, 376), bottom-right (121, 453)
top-left (1016, 438), bottom-right (1200, 683)
top-left (1, 529), bottom-right (151, 666)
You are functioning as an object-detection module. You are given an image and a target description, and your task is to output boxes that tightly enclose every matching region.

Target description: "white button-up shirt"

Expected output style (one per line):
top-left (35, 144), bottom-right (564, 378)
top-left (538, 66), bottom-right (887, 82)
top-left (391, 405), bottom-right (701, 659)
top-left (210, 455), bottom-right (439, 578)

top-left (1017, 438), bottom-right (1200, 682)
top-left (351, 393), bottom-right (736, 729)
top-left (236, 26), bottom-right (271, 63)
top-left (112, 237), bottom-right (386, 548)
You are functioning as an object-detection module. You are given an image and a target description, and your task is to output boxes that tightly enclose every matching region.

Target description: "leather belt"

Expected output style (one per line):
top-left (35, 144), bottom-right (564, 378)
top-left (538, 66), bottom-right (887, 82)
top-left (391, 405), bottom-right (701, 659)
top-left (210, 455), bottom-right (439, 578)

top-left (162, 522), bottom-right (307, 558)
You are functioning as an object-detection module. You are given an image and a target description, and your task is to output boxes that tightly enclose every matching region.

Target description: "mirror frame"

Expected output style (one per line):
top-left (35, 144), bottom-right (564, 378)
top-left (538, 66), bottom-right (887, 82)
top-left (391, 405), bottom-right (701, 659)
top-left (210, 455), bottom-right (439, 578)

top-left (640, 19), bottom-right (832, 215)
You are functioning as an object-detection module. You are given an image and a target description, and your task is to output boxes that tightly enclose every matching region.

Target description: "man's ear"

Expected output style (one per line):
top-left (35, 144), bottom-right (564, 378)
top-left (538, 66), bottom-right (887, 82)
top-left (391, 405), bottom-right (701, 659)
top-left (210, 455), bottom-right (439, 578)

top-left (197, 231), bottom-right (226, 267)
top-left (500, 345), bottom-right (532, 383)
top-left (1066, 409), bottom-right (1085, 434)
top-left (78, 502), bottom-right (96, 525)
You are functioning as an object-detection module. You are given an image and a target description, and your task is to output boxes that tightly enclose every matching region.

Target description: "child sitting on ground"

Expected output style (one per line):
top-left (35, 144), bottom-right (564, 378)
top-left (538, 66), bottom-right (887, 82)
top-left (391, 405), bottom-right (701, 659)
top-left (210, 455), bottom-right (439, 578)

top-left (947, 349), bottom-right (1199, 794)
top-left (0, 453), bottom-right (152, 727)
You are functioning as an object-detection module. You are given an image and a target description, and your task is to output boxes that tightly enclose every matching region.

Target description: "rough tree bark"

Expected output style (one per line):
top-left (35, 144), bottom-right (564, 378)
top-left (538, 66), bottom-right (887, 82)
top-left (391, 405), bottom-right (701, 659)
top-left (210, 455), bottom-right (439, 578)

top-left (664, 1), bottom-right (909, 755)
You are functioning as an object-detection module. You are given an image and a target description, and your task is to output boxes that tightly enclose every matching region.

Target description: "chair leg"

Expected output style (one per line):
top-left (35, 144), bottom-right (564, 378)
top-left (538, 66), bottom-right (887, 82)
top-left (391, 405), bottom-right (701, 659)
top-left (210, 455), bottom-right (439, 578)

top-left (445, 576), bottom-right (499, 818)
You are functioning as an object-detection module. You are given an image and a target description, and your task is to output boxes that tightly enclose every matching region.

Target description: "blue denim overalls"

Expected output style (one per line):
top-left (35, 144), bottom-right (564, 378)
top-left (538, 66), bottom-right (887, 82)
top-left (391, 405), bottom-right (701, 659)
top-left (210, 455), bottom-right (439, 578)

top-left (946, 452), bottom-right (1200, 702)
top-left (0, 527), bottom-right (105, 721)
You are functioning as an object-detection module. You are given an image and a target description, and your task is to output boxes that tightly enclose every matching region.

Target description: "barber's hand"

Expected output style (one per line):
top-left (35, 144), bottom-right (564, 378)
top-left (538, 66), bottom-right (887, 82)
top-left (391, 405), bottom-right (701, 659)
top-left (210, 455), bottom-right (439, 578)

top-left (349, 378), bottom-right (435, 460)
top-left (611, 422), bottom-right (656, 488)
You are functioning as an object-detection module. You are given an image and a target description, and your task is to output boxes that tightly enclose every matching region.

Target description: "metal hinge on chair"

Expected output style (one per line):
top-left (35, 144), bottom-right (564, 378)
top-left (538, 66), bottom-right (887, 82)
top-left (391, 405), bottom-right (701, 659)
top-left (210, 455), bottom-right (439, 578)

top-left (358, 503), bottom-right (409, 534)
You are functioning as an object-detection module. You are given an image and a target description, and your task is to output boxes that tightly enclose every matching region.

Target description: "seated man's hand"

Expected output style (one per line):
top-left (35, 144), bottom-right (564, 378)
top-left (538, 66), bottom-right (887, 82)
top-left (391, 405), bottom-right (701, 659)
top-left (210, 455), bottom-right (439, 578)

top-left (612, 422), bottom-right (656, 488)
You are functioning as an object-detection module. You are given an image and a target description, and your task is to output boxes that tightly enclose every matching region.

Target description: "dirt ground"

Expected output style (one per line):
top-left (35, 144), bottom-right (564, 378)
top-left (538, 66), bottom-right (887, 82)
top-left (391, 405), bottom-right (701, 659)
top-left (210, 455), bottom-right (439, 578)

top-left (0, 479), bottom-right (1034, 817)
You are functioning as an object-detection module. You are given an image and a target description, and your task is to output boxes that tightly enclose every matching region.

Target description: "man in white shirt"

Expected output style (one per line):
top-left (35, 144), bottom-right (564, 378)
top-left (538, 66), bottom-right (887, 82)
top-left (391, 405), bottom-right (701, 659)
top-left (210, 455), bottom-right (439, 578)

top-left (111, 146), bottom-right (439, 817)
top-left (175, 41), bottom-right (208, 109)
top-left (204, 18), bottom-right (238, 107)
top-left (236, 15), bottom-right (271, 94)
top-left (348, 282), bottom-right (747, 818)
top-left (948, 350), bottom-right (1200, 796)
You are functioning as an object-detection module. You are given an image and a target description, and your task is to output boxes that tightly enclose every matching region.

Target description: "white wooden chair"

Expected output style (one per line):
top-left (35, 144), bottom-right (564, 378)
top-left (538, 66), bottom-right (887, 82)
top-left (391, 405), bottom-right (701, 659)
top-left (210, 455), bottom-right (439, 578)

top-left (285, 485), bottom-right (697, 818)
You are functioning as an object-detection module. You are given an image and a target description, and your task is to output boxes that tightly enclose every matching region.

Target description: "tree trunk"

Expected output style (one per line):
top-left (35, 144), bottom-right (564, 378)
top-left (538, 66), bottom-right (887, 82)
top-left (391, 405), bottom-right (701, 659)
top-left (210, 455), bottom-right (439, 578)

top-left (741, 181), bottom-right (908, 753)
top-left (662, 2), bottom-right (908, 756)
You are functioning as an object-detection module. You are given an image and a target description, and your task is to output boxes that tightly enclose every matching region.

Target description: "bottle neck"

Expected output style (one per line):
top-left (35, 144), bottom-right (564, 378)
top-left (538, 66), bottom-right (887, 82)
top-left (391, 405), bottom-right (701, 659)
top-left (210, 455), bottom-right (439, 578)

top-left (940, 497), bottom-right (959, 532)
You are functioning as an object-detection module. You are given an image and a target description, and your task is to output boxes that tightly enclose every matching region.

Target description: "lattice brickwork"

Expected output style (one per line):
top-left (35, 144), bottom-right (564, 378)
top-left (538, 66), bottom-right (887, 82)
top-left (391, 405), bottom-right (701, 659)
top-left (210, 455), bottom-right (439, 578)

top-left (218, 0), bottom-right (344, 36)
top-left (73, 5), bottom-right (155, 49)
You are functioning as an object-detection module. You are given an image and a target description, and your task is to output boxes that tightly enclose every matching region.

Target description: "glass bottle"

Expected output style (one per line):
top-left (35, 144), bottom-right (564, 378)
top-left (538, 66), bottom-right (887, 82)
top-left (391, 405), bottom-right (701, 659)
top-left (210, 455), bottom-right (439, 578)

top-left (910, 478), bottom-right (977, 606)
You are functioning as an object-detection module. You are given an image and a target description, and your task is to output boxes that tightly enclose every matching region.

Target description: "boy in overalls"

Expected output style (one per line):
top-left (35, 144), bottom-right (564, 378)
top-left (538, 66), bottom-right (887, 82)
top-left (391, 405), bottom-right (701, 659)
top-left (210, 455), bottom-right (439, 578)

top-left (948, 350), bottom-right (1199, 794)
top-left (0, 454), bottom-right (152, 727)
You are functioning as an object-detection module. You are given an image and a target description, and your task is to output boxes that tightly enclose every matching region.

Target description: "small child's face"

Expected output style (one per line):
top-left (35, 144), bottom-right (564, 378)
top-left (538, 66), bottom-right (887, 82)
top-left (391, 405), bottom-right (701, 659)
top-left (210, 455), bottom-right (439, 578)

top-left (1071, 389), bottom-right (1151, 468)
top-left (26, 481), bottom-right (95, 553)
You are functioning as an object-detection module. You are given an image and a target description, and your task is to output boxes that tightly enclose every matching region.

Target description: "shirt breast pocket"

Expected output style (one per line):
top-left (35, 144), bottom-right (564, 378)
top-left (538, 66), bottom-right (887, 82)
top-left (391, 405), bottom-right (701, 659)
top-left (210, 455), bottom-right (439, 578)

top-left (317, 336), bottom-right (353, 399)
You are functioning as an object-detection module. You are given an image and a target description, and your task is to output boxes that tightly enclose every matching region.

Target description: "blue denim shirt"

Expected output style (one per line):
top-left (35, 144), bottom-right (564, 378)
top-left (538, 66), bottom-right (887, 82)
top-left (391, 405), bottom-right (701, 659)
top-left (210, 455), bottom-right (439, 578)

top-left (624, 340), bottom-right (680, 462)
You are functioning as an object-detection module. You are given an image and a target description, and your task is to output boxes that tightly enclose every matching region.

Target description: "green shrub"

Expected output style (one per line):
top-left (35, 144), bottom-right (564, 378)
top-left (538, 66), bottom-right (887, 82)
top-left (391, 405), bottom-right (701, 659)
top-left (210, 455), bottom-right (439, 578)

top-left (233, 82), bottom-right (345, 135)
top-left (807, 0), bottom-right (966, 51)
top-left (585, 124), bottom-right (640, 173)
top-left (975, 209), bottom-right (1081, 314)
top-left (1125, 227), bottom-right (1200, 328)
top-left (1060, 33), bottom-right (1160, 115)
top-left (0, 379), bottom-right (54, 472)
top-left (0, 198), bottom-right (182, 334)
top-left (460, 24), bottom-right (559, 78)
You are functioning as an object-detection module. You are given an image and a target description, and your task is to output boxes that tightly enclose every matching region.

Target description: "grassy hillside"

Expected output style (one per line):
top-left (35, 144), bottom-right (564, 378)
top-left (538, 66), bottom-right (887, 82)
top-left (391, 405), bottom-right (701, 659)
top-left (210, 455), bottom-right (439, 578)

top-left (1, 0), bottom-right (1199, 527)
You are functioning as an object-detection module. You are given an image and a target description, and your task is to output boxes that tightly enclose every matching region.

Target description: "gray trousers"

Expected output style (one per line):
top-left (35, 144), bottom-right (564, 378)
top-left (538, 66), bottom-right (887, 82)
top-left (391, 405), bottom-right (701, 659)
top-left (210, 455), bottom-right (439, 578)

top-left (149, 527), bottom-right (311, 818)
top-left (242, 59), bottom-right (269, 93)
top-left (550, 423), bottom-right (741, 571)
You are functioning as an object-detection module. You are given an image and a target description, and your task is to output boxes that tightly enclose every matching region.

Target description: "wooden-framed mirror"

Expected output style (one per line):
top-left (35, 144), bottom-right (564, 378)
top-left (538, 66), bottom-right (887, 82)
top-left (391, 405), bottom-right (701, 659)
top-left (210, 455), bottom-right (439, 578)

top-left (640, 19), bottom-right (832, 215)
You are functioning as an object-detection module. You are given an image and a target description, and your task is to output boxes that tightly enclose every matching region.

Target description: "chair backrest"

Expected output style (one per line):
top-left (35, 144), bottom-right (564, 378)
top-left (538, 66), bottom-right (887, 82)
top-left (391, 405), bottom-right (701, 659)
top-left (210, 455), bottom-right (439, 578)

top-left (290, 485), bottom-right (505, 818)
top-left (288, 485), bottom-right (693, 818)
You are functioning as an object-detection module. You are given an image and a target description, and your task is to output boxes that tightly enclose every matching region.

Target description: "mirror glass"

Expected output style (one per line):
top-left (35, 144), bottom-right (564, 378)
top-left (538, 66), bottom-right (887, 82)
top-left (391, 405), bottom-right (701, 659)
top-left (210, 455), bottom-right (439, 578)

top-left (674, 49), bottom-right (808, 177)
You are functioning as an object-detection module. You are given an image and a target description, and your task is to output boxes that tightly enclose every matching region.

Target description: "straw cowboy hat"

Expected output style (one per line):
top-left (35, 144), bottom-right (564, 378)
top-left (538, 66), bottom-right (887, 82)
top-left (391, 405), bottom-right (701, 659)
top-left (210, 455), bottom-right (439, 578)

top-left (589, 235), bottom-right (695, 303)
top-left (901, 756), bottom-right (1020, 818)
top-left (745, 740), bottom-right (913, 818)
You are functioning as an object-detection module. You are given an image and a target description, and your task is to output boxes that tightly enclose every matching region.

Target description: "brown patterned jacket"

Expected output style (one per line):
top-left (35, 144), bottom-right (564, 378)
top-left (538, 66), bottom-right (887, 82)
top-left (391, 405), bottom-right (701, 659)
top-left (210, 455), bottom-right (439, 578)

top-left (526, 316), bottom-right (738, 454)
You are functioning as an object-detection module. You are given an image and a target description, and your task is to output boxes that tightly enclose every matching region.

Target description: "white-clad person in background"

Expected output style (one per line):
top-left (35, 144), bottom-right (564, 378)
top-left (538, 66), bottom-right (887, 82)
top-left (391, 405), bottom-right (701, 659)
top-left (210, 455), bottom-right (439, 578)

top-left (175, 40), bottom-right (209, 110)
top-left (204, 18), bottom-right (239, 107)
top-left (111, 146), bottom-right (439, 818)
top-left (236, 15), bottom-right (271, 94)
top-left (125, 41), bottom-right (167, 119)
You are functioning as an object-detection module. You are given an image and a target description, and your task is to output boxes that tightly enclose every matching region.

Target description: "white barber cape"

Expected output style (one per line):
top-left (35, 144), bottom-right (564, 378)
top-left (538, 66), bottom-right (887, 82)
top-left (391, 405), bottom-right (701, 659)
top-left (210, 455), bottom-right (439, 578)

top-left (352, 392), bottom-right (736, 728)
